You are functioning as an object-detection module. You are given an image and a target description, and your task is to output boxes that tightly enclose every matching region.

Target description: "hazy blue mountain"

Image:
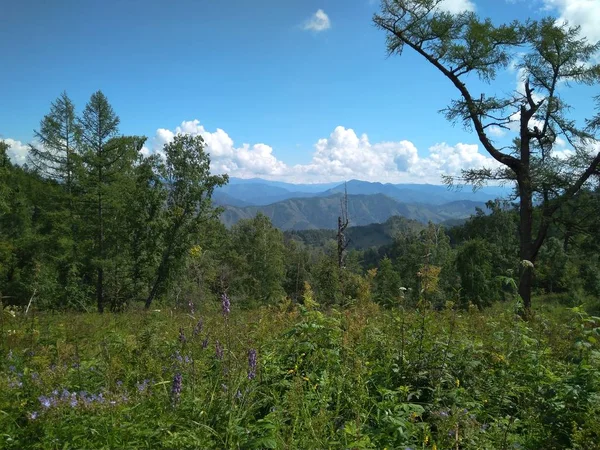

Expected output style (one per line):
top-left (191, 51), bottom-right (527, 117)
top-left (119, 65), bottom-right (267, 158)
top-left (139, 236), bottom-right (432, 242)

top-left (220, 193), bottom-right (486, 230)
top-left (320, 179), bottom-right (510, 205)
top-left (216, 178), bottom-right (511, 207)
top-left (226, 177), bottom-right (339, 193)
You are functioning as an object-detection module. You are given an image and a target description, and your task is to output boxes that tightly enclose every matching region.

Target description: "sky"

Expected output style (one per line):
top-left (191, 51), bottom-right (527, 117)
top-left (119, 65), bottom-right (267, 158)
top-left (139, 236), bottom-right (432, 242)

top-left (1, 0), bottom-right (599, 184)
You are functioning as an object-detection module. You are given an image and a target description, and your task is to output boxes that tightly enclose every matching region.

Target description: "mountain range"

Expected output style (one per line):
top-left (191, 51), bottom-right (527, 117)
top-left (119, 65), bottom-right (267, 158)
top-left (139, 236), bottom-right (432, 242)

top-left (215, 178), bottom-right (510, 231)
top-left (214, 178), bottom-right (510, 207)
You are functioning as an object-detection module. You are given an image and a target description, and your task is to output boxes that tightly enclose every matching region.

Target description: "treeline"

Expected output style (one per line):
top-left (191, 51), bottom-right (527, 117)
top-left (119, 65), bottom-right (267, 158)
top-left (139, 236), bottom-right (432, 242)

top-left (2, 92), bottom-right (600, 313)
top-left (0, 91), bottom-right (227, 312)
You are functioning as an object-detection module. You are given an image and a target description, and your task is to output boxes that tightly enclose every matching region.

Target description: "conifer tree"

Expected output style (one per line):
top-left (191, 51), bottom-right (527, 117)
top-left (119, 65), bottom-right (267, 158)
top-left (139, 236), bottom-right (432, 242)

top-left (77, 91), bottom-right (120, 313)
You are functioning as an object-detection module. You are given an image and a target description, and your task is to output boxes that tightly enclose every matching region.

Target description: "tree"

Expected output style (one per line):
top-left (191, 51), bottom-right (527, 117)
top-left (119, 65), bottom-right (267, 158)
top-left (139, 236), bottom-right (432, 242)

top-left (144, 134), bottom-right (227, 309)
top-left (28, 92), bottom-right (78, 195)
top-left (455, 239), bottom-right (495, 308)
top-left (0, 141), bottom-right (11, 214)
top-left (230, 213), bottom-right (286, 304)
top-left (77, 91), bottom-right (121, 313)
top-left (373, 256), bottom-right (402, 307)
top-left (374, 1), bottom-right (600, 312)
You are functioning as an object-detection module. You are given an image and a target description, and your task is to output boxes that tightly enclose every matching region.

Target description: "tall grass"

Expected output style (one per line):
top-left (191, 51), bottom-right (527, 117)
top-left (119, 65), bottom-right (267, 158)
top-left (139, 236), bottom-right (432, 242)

top-left (1, 299), bottom-right (599, 449)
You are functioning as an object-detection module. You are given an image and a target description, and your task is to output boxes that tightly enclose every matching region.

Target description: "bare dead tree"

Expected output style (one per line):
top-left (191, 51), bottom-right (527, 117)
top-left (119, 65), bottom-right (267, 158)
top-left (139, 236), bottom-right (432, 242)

top-left (337, 182), bottom-right (350, 269)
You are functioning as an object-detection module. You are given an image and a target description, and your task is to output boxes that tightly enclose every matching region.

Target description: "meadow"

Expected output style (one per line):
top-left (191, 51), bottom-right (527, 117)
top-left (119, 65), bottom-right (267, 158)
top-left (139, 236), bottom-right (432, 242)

top-left (2, 296), bottom-right (599, 450)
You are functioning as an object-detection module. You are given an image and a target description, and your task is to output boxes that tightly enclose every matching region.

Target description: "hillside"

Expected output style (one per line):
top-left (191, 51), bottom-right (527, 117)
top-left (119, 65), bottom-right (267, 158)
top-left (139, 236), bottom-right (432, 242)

top-left (220, 193), bottom-right (486, 230)
top-left (285, 215), bottom-right (425, 249)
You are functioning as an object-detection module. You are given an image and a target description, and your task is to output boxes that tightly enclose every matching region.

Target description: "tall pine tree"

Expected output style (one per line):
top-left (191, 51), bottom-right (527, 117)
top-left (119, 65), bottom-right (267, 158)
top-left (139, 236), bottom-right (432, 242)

top-left (77, 91), bottom-right (120, 313)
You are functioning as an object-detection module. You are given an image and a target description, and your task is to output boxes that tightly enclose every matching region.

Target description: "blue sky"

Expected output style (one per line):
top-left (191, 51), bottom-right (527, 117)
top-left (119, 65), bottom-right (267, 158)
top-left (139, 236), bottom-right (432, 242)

top-left (1, 0), bottom-right (599, 183)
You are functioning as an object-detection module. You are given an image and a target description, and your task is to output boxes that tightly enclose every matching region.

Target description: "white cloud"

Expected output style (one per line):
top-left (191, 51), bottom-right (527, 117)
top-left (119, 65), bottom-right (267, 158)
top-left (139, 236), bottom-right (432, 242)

top-left (144, 121), bottom-right (500, 184)
top-left (3, 139), bottom-right (29, 165)
top-left (436, 0), bottom-right (476, 13)
top-left (487, 126), bottom-right (507, 138)
top-left (302, 9), bottom-right (331, 32)
top-left (543, 0), bottom-right (600, 43)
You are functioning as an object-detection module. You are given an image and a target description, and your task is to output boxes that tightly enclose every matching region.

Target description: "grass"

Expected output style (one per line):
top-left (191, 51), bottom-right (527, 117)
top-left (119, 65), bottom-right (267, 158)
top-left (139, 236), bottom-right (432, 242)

top-left (1, 299), bottom-right (599, 449)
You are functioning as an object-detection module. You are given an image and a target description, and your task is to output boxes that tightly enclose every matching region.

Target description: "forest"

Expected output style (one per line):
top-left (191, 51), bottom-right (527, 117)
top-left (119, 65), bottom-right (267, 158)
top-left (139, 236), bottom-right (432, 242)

top-left (2, 0), bottom-right (600, 448)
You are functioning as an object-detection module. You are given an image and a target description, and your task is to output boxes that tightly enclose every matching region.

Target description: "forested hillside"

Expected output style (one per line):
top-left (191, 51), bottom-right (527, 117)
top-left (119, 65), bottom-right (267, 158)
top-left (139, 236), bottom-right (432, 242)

top-left (221, 193), bottom-right (485, 230)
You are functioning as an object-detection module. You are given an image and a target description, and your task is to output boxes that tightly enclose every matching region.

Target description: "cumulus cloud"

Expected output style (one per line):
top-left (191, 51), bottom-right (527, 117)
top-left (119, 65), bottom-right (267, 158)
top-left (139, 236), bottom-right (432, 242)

top-left (3, 139), bottom-right (29, 165)
top-left (436, 0), bottom-right (476, 13)
top-left (144, 121), bottom-right (499, 184)
top-left (543, 0), bottom-right (600, 43)
top-left (302, 9), bottom-right (331, 32)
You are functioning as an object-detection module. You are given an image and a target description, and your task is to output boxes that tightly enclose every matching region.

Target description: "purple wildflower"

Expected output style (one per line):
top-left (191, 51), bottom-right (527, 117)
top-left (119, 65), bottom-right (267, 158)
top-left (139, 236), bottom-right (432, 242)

top-left (8, 365), bottom-right (16, 373)
top-left (172, 351), bottom-right (184, 364)
top-left (179, 326), bottom-right (187, 344)
top-left (28, 411), bottom-right (38, 420)
top-left (235, 389), bottom-right (243, 399)
top-left (202, 337), bottom-right (209, 349)
top-left (70, 393), bottom-right (78, 408)
top-left (248, 349), bottom-right (257, 380)
top-left (39, 396), bottom-right (52, 409)
top-left (215, 340), bottom-right (224, 360)
top-left (137, 379), bottom-right (150, 393)
top-left (171, 372), bottom-right (182, 404)
top-left (221, 293), bottom-right (231, 317)
top-left (193, 318), bottom-right (203, 337)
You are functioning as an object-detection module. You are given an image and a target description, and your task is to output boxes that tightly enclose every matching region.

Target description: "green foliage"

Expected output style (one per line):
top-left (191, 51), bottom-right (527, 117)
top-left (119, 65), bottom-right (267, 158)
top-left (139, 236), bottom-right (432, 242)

top-left (230, 213), bottom-right (285, 305)
top-left (373, 257), bottom-right (402, 307)
top-left (456, 239), bottom-right (495, 307)
top-left (1, 301), bottom-right (599, 448)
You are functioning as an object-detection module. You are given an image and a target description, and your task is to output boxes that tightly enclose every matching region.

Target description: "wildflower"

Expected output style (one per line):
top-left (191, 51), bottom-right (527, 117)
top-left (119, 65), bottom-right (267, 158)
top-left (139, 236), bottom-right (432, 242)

top-left (202, 337), bottom-right (209, 349)
top-left (172, 351), bottom-right (184, 364)
top-left (179, 326), bottom-right (187, 344)
top-left (39, 396), bottom-right (52, 409)
top-left (193, 318), bottom-right (203, 337)
top-left (171, 372), bottom-right (182, 404)
top-left (221, 383), bottom-right (228, 392)
top-left (137, 379), bottom-right (150, 393)
top-left (116, 380), bottom-right (123, 388)
top-left (235, 389), bottom-right (243, 399)
top-left (221, 293), bottom-right (231, 317)
top-left (215, 340), bottom-right (224, 360)
top-left (247, 349), bottom-right (257, 380)
top-left (28, 411), bottom-right (38, 420)
top-left (70, 393), bottom-right (78, 408)
top-left (188, 299), bottom-right (195, 315)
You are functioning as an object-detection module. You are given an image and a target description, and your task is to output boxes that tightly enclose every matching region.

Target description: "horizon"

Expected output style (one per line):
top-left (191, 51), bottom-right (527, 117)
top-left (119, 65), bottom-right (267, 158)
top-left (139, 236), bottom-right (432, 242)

top-left (2, 0), bottom-right (598, 184)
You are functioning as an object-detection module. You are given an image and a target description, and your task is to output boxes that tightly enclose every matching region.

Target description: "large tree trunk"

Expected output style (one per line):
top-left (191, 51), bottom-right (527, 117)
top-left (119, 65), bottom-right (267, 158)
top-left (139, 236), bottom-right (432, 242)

top-left (518, 184), bottom-right (534, 312)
